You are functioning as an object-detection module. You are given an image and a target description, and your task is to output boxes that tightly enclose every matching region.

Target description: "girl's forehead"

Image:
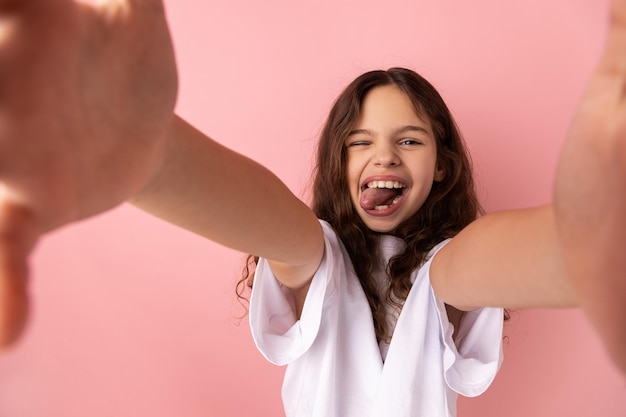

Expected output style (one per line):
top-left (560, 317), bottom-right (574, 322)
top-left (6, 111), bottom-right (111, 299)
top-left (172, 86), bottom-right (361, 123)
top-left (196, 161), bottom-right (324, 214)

top-left (355, 86), bottom-right (433, 130)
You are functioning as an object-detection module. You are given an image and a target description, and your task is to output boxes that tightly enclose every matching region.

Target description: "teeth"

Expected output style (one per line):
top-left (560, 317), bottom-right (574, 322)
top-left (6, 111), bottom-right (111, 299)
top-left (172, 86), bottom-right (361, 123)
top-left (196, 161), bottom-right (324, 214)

top-left (367, 181), bottom-right (404, 189)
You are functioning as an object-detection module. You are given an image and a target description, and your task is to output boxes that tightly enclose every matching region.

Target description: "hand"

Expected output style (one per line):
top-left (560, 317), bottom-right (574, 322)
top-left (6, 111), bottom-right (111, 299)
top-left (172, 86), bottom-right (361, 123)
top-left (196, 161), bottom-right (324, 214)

top-left (0, 0), bottom-right (178, 347)
top-left (554, 0), bottom-right (626, 374)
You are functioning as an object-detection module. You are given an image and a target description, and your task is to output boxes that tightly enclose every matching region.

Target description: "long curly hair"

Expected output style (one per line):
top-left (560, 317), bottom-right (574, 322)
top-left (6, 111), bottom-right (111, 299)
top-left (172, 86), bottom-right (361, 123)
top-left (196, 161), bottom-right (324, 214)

top-left (238, 68), bottom-right (483, 343)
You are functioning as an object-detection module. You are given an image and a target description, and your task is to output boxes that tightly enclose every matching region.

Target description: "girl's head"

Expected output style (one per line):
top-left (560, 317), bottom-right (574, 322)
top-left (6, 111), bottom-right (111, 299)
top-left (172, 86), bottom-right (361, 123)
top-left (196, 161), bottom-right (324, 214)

top-left (312, 67), bottom-right (480, 238)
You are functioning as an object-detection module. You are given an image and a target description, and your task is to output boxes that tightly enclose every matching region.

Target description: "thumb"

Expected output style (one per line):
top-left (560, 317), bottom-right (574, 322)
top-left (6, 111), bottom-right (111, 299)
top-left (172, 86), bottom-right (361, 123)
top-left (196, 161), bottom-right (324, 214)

top-left (0, 199), bottom-right (38, 348)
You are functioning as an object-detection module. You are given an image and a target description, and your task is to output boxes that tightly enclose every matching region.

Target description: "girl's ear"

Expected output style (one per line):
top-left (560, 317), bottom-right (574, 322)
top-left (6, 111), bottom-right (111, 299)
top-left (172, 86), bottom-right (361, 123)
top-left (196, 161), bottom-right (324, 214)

top-left (434, 164), bottom-right (445, 182)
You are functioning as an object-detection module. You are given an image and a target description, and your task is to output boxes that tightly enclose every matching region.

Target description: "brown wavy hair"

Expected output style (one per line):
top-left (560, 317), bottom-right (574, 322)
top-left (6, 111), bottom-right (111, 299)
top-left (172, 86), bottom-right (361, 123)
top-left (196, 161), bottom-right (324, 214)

top-left (238, 68), bottom-right (483, 343)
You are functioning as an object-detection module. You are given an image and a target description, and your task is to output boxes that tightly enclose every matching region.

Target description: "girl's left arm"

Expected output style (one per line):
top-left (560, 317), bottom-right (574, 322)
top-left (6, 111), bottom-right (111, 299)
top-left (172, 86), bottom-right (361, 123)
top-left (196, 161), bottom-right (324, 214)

top-left (430, 204), bottom-right (575, 312)
top-left (432, 0), bottom-right (626, 374)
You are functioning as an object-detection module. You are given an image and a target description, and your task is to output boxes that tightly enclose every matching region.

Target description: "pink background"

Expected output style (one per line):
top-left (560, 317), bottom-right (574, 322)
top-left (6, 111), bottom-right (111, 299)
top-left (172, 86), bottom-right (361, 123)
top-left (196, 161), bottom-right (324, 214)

top-left (0, 0), bottom-right (625, 416)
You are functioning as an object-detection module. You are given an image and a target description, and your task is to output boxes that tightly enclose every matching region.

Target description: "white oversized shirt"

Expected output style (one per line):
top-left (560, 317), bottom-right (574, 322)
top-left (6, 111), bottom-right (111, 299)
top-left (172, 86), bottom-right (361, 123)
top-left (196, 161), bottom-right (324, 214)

top-left (250, 221), bottom-right (503, 417)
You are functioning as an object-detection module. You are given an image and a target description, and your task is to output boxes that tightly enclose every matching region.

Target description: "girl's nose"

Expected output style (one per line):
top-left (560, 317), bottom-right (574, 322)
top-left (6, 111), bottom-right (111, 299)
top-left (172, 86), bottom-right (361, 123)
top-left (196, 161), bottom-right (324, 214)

top-left (373, 145), bottom-right (400, 167)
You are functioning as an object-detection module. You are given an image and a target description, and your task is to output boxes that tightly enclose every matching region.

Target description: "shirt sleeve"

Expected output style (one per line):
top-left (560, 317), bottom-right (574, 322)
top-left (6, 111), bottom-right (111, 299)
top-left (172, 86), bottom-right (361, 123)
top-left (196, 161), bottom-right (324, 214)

top-left (249, 221), bottom-right (337, 366)
top-left (430, 242), bottom-right (505, 397)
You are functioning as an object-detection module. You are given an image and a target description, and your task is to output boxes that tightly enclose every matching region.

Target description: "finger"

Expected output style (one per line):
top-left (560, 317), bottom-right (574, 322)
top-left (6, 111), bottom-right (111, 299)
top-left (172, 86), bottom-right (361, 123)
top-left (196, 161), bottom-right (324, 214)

top-left (0, 199), bottom-right (38, 348)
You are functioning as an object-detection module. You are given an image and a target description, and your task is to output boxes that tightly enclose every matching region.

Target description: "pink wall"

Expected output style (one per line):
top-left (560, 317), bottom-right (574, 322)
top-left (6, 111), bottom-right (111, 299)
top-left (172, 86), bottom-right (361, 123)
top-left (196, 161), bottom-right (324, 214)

top-left (0, 0), bottom-right (624, 416)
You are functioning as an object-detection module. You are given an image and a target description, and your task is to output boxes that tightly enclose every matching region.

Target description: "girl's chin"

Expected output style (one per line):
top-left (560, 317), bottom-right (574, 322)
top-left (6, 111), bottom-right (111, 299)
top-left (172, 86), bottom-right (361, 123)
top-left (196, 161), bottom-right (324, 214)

top-left (360, 216), bottom-right (403, 234)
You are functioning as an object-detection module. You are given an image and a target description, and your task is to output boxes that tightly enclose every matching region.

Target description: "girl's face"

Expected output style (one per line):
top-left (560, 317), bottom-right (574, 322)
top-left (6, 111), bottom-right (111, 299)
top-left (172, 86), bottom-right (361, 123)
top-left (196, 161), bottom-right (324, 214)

top-left (345, 85), bottom-right (443, 233)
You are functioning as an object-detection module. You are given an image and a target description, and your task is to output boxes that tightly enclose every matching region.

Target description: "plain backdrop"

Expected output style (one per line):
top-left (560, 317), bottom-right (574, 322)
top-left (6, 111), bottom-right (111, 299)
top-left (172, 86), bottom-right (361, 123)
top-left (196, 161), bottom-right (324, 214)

top-left (0, 0), bottom-right (625, 416)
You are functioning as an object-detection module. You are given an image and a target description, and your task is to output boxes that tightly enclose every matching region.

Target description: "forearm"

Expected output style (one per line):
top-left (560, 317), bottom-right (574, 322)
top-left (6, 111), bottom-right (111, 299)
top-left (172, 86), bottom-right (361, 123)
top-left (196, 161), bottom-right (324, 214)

top-left (130, 116), bottom-right (323, 274)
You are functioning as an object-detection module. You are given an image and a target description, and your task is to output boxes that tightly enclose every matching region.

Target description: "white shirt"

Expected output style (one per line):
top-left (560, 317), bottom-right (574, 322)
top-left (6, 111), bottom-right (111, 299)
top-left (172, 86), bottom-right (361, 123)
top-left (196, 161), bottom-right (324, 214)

top-left (250, 220), bottom-right (503, 417)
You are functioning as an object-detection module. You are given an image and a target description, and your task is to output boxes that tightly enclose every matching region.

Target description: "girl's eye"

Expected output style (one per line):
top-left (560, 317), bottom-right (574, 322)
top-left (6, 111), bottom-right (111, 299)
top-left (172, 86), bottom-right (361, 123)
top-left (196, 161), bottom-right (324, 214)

top-left (347, 140), bottom-right (370, 147)
top-left (399, 139), bottom-right (422, 146)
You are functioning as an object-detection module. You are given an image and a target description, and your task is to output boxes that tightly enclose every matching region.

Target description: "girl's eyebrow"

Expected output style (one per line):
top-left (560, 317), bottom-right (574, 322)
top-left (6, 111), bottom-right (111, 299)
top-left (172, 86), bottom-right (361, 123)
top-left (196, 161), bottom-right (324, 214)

top-left (347, 125), bottom-right (431, 137)
top-left (396, 125), bottom-right (431, 136)
top-left (347, 128), bottom-right (375, 137)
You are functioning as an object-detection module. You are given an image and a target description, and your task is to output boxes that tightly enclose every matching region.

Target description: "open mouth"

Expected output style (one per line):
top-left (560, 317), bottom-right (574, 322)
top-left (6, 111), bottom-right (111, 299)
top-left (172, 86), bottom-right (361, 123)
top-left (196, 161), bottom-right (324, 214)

top-left (360, 180), bottom-right (406, 211)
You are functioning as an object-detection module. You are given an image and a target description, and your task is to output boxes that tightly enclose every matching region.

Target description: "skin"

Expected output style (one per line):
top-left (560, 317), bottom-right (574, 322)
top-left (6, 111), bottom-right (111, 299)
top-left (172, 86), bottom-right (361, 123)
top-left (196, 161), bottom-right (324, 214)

top-left (0, 0), bottom-right (623, 375)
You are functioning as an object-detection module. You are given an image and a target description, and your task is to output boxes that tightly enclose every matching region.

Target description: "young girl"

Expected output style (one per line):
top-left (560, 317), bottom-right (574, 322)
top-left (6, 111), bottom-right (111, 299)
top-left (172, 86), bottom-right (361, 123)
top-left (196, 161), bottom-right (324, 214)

top-left (243, 68), bottom-right (509, 416)
top-left (0, 0), bottom-right (624, 416)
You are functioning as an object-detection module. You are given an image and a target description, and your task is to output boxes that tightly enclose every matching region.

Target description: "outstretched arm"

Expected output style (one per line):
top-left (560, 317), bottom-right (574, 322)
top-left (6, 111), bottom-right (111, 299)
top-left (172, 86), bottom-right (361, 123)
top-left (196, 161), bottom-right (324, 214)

top-left (131, 116), bottom-right (323, 293)
top-left (554, 0), bottom-right (626, 374)
top-left (432, 0), bottom-right (626, 374)
top-left (431, 204), bottom-right (576, 311)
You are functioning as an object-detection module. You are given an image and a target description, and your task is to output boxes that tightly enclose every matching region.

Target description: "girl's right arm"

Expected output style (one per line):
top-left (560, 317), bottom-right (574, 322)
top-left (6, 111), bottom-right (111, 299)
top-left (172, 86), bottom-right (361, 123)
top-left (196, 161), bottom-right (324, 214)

top-left (131, 116), bottom-right (324, 295)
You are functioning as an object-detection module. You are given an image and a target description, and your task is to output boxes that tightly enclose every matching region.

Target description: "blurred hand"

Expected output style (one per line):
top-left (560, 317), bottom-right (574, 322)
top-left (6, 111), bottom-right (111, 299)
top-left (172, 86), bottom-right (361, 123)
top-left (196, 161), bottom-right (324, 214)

top-left (0, 0), bottom-right (178, 347)
top-left (555, 0), bottom-right (626, 374)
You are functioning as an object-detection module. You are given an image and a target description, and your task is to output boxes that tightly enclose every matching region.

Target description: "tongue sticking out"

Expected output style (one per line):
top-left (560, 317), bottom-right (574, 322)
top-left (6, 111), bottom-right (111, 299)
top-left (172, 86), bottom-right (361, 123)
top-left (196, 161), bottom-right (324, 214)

top-left (360, 188), bottom-right (399, 210)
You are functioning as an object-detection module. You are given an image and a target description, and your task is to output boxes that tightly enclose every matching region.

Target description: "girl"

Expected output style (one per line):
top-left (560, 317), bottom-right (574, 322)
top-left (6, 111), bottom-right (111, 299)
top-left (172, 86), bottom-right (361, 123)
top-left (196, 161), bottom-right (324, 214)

top-left (0, 0), bottom-right (624, 416)
top-left (243, 68), bottom-right (511, 416)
